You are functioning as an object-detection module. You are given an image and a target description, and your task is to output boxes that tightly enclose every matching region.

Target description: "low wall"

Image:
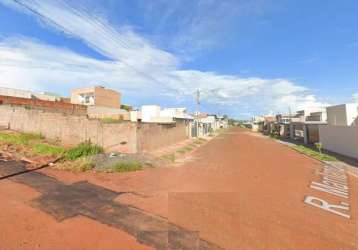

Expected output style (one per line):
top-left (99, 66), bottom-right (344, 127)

top-left (0, 105), bottom-right (190, 153)
top-left (137, 120), bottom-right (189, 152)
top-left (319, 125), bottom-right (358, 159)
top-left (0, 105), bottom-right (137, 153)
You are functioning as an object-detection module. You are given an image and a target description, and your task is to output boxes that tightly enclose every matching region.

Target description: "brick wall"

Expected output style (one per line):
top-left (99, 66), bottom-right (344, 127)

top-left (0, 95), bottom-right (87, 115)
top-left (0, 105), bottom-right (137, 153)
top-left (137, 120), bottom-right (189, 152)
top-left (0, 105), bottom-right (189, 153)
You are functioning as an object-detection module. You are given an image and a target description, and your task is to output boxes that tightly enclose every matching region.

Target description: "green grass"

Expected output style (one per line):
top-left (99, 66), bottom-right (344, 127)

top-left (176, 146), bottom-right (194, 154)
top-left (33, 143), bottom-right (65, 157)
top-left (160, 153), bottom-right (176, 163)
top-left (64, 142), bottom-right (104, 161)
top-left (0, 132), bottom-right (43, 145)
top-left (292, 145), bottom-right (338, 162)
top-left (111, 161), bottom-right (143, 172)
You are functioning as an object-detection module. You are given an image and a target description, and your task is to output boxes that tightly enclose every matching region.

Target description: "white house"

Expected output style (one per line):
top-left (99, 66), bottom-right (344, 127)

top-left (141, 105), bottom-right (161, 123)
top-left (198, 115), bottom-right (218, 131)
top-left (160, 108), bottom-right (189, 119)
top-left (326, 103), bottom-right (358, 126)
top-left (129, 110), bottom-right (141, 122)
top-left (306, 110), bottom-right (327, 122)
top-left (250, 116), bottom-right (265, 132)
top-left (141, 106), bottom-right (193, 123)
top-left (319, 103), bottom-right (358, 159)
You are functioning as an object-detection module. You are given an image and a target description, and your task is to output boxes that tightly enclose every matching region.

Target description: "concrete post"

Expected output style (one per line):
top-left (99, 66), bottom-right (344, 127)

top-left (303, 124), bottom-right (308, 144)
top-left (290, 124), bottom-right (295, 140)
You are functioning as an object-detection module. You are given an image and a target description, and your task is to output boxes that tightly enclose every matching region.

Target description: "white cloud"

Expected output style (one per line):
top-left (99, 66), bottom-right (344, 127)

top-left (352, 93), bottom-right (358, 103)
top-left (0, 0), bottom-right (328, 117)
top-left (0, 38), bottom-right (162, 95)
top-left (1, 0), bottom-right (179, 71)
top-left (141, 0), bottom-right (268, 56)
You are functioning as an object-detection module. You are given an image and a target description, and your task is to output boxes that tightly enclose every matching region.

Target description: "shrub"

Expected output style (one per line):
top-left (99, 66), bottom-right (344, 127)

top-left (315, 142), bottom-right (323, 154)
top-left (65, 142), bottom-right (104, 161)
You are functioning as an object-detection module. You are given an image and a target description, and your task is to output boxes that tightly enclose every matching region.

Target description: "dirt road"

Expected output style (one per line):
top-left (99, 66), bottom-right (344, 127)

top-left (1, 128), bottom-right (357, 249)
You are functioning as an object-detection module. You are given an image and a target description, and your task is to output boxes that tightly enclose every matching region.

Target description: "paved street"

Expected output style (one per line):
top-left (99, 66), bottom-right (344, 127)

top-left (1, 127), bottom-right (358, 250)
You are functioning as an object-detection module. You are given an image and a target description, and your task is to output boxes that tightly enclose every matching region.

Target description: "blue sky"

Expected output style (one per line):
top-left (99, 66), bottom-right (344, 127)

top-left (0, 0), bottom-right (357, 118)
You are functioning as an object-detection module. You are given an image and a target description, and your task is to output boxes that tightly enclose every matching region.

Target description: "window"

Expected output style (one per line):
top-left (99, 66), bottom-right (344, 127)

top-left (79, 93), bottom-right (94, 105)
top-left (85, 95), bottom-right (91, 104)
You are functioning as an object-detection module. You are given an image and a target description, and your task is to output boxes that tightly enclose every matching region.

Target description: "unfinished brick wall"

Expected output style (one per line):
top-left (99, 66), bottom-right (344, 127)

top-left (0, 105), bottom-right (137, 153)
top-left (0, 95), bottom-right (87, 115)
top-left (137, 120), bottom-right (189, 152)
top-left (0, 105), bottom-right (189, 153)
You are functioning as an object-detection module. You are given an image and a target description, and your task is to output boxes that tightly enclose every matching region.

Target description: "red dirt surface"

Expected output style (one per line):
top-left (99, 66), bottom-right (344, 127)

top-left (1, 127), bottom-right (358, 249)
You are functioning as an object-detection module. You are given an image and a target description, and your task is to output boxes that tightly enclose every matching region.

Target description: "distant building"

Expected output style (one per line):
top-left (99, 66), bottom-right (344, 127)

top-left (70, 86), bottom-right (121, 109)
top-left (141, 105), bottom-right (162, 123)
top-left (0, 87), bottom-right (61, 101)
top-left (276, 114), bottom-right (293, 124)
top-left (129, 110), bottom-right (142, 122)
top-left (160, 108), bottom-right (189, 119)
top-left (141, 106), bottom-right (193, 123)
top-left (198, 114), bottom-right (218, 131)
top-left (306, 110), bottom-right (327, 122)
top-left (326, 103), bottom-right (358, 126)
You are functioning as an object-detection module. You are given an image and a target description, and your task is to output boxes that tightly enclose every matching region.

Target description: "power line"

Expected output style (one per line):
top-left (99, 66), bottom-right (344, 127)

top-left (11, 0), bottom-right (178, 92)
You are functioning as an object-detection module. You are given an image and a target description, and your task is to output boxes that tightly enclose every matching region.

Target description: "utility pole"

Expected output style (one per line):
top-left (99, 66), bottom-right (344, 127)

top-left (195, 90), bottom-right (200, 137)
top-left (196, 89), bottom-right (200, 116)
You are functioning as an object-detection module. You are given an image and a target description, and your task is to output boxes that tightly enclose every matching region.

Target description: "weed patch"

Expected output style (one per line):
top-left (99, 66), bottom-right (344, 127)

top-left (177, 146), bottom-right (194, 154)
top-left (33, 143), bottom-right (65, 157)
top-left (193, 138), bottom-right (206, 145)
top-left (110, 161), bottom-right (143, 172)
top-left (65, 143), bottom-right (104, 161)
top-left (55, 157), bottom-right (95, 172)
top-left (160, 153), bottom-right (176, 163)
top-left (0, 132), bottom-right (43, 145)
top-left (292, 145), bottom-right (338, 162)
